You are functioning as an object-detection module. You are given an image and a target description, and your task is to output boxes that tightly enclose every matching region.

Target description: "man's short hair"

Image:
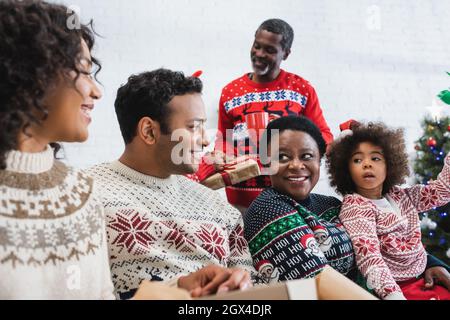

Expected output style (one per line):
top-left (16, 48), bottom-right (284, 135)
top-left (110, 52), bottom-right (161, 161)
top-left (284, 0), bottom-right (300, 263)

top-left (114, 68), bottom-right (203, 144)
top-left (257, 19), bottom-right (294, 51)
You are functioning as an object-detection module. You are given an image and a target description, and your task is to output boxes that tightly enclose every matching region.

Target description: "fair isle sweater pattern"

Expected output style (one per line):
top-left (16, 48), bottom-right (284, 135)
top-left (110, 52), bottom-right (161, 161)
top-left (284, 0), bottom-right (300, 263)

top-left (0, 147), bottom-right (114, 299)
top-left (87, 161), bottom-right (256, 296)
top-left (0, 160), bottom-right (104, 266)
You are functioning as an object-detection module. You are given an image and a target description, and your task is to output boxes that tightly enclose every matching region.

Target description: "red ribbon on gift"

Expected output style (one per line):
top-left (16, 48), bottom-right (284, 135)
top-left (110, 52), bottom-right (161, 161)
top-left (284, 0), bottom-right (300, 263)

top-left (219, 171), bottom-right (233, 186)
top-left (217, 155), bottom-right (258, 186)
top-left (219, 163), bottom-right (237, 186)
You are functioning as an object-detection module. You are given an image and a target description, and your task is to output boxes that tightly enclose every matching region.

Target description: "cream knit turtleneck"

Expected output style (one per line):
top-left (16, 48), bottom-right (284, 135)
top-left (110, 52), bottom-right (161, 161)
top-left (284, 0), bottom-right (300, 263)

top-left (0, 146), bottom-right (114, 299)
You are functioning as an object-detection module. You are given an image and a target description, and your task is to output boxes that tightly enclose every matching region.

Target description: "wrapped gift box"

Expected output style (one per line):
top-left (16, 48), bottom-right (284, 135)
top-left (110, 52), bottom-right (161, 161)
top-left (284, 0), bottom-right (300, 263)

top-left (198, 266), bottom-right (378, 300)
top-left (202, 157), bottom-right (261, 190)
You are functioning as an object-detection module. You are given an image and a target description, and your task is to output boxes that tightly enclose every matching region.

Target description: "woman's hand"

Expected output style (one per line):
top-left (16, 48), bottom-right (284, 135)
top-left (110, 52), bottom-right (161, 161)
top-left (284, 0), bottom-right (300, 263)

top-left (423, 266), bottom-right (450, 290)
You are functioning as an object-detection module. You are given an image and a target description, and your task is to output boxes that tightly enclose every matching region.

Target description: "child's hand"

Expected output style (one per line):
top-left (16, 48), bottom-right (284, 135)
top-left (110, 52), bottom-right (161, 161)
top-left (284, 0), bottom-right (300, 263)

top-left (423, 266), bottom-right (450, 291)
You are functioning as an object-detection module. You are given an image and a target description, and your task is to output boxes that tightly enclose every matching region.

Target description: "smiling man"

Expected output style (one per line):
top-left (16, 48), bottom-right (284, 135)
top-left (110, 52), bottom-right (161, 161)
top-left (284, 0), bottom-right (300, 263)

top-left (210, 19), bottom-right (334, 212)
top-left (87, 69), bottom-right (255, 299)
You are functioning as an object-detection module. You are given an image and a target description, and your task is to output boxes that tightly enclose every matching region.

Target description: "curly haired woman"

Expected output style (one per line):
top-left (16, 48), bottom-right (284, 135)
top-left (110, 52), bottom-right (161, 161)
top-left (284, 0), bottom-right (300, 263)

top-left (327, 121), bottom-right (450, 300)
top-left (0, 0), bottom-right (190, 300)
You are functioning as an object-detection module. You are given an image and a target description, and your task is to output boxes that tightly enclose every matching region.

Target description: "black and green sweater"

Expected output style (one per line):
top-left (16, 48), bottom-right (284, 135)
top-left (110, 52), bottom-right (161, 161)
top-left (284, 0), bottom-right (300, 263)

top-left (244, 188), bottom-right (356, 283)
top-left (244, 188), bottom-right (449, 287)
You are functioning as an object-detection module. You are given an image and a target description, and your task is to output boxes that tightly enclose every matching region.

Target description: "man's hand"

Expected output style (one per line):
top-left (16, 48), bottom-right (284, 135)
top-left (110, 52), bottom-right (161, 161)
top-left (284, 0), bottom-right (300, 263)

top-left (178, 265), bottom-right (252, 298)
top-left (423, 266), bottom-right (450, 291)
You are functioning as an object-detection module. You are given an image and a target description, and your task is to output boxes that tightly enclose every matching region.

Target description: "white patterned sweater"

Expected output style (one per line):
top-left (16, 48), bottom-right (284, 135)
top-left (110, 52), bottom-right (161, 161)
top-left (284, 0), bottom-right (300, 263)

top-left (0, 147), bottom-right (114, 299)
top-left (340, 153), bottom-right (450, 300)
top-left (87, 161), bottom-right (256, 297)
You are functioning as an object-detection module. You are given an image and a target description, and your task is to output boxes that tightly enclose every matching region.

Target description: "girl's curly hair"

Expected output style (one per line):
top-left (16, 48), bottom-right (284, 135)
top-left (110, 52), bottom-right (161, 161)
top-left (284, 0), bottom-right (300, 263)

top-left (326, 122), bottom-right (410, 196)
top-left (0, 0), bottom-right (101, 169)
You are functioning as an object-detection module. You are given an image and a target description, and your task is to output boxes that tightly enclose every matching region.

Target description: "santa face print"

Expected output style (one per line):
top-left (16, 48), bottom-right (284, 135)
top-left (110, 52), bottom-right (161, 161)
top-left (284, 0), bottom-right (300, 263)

top-left (314, 229), bottom-right (333, 252)
top-left (301, 235), bottom-right (325, 258)
top-left (260, 265), bottom-right (274, 279)
top-left (257, 261), bottom-right (280, 283)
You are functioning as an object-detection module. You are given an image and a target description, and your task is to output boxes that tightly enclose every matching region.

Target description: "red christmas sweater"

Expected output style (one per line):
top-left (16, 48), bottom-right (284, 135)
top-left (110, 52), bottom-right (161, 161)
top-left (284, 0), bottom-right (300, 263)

top-left (199, 70), bottom-right (333, 208)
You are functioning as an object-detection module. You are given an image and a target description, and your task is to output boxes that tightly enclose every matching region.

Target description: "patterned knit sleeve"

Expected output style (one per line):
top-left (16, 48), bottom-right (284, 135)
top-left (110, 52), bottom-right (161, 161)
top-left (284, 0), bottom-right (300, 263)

top-left (92, 181), bottom-right (116, 300)
top-left (340, 197), bottom-right (406, 300)
top-left (302, 85), bottom-right (334, 145)
top-left (401, 152), bottom-right (450, 213)
top-left (225, 205), bottom-right (259, 280)
top-left (100, 225), bottom-right (116, 300)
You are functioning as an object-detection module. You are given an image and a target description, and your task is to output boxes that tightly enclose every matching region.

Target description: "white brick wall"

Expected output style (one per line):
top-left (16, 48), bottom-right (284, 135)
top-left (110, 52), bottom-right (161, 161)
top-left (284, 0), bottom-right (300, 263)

top-left (53, 0), bottom-right (450, 198)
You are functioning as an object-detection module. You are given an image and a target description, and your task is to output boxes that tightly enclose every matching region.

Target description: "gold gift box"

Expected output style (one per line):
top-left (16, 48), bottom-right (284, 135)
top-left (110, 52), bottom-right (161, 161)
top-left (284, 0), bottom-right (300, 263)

top-left (199, 265), bottom-right (378, 300)
top-left (202, 158), bottom-right (261, 190)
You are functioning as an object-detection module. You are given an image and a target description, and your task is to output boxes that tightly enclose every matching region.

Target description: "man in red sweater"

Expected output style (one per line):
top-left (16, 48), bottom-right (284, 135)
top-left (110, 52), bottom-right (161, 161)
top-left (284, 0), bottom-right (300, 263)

top-left (198, 19), bottom-right (333, 212)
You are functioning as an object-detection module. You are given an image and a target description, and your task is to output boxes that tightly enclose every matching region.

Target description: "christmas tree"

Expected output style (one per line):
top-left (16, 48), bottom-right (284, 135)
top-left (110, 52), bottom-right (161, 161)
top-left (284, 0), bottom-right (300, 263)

top-left (414, 72), bottom-right (450, 264)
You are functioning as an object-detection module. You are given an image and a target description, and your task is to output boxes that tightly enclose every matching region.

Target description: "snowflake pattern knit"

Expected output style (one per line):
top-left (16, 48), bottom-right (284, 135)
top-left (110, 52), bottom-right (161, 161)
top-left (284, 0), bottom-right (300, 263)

top-left (87, 161), bottom-right (256, 297)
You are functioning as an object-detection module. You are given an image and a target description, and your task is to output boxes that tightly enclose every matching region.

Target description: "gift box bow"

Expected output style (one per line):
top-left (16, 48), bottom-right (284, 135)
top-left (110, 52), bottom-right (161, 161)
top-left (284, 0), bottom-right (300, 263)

top-left (202, 156), bottom-right (261, 190)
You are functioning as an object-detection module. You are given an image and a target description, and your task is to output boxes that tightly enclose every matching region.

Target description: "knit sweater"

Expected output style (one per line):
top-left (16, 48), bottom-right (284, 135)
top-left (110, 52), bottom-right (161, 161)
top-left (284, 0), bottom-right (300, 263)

top-left (339, 153), bottom-right (450, 300)
top-left (87, 161), bottom-right (256, 298)
top-left (0, 147), bottom-right (114, 299)
top-left (244, 188), bottom-right (355, 284)
top-left (212, 70), bottom-right (333, 208)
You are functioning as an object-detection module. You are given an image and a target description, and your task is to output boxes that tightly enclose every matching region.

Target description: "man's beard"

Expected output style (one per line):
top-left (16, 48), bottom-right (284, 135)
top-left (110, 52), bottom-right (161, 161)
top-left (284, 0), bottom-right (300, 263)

top-left (252, 57), bottom-right (270, 76)
top-left (253, 64), bottom-right (270, 76)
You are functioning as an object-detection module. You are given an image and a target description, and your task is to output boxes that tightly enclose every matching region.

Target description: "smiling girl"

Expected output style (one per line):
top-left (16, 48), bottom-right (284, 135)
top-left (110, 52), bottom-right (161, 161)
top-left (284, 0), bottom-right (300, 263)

top-left (327, 121), bottom-right (450, 300)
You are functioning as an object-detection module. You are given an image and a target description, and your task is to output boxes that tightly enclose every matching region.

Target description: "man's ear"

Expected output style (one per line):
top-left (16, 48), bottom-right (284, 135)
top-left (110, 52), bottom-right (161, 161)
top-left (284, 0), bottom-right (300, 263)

top-left (283, 48), bottom-right (291, 61)
top-left (137, 117), bottom-right (160, 145)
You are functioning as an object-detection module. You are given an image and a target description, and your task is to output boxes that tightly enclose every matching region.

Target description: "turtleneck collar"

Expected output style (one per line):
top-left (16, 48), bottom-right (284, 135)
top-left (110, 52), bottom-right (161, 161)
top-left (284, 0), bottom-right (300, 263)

top-left (5, 146), bottom-right (54, 174)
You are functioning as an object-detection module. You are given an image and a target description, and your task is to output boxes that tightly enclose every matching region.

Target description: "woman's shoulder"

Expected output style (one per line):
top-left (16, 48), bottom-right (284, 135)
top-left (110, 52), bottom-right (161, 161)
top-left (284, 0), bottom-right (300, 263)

top-left (249, 188), bottom-right (296, 211)
top-left (244, 189), bottom-right (297, 240)
top-left (0, 160), bottom-right (102, 220)
top-left (306, 193), bottom-right (342, 220)
top-left (309, 193), bottom-right (342, 206)
top-left (246, 189), bottom-right (296, 221)
top-left (58, 161), bottom-right (100, 200)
